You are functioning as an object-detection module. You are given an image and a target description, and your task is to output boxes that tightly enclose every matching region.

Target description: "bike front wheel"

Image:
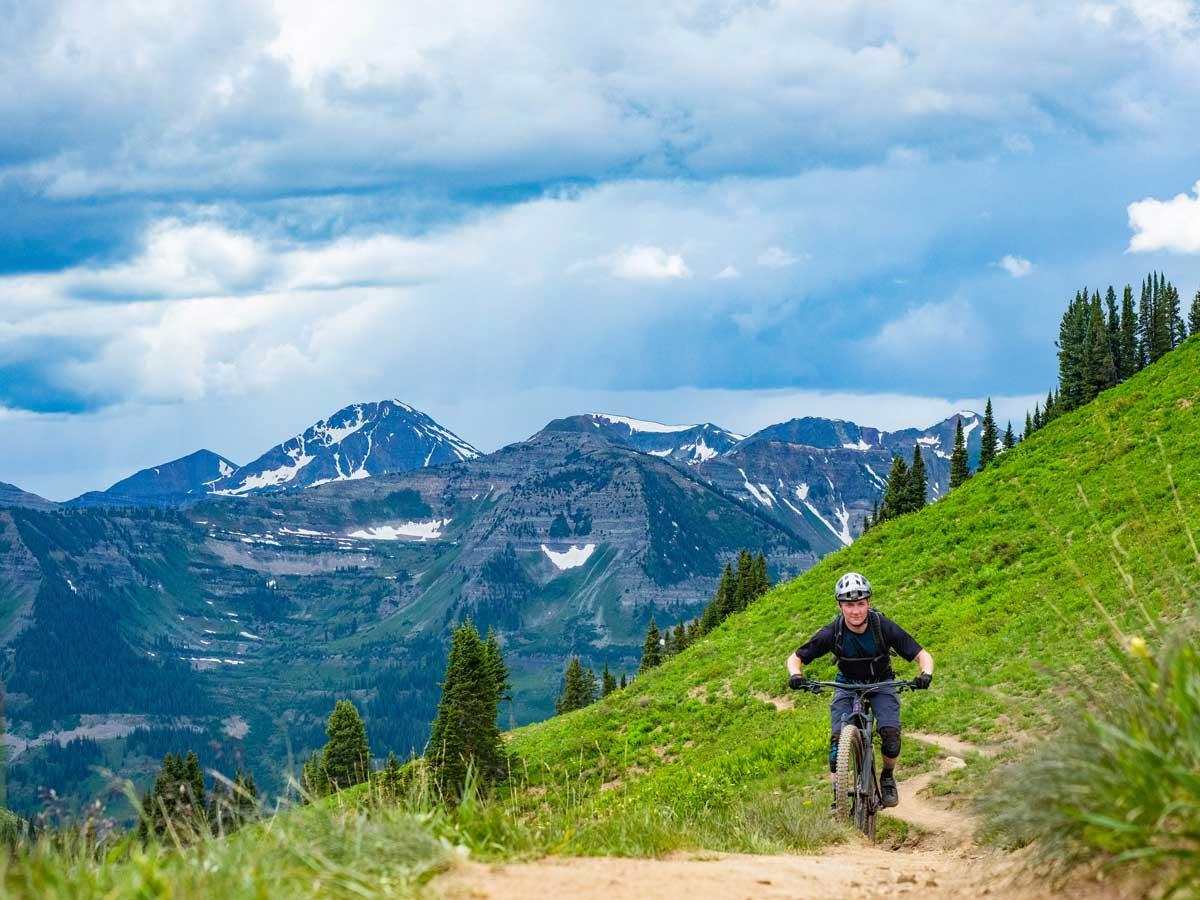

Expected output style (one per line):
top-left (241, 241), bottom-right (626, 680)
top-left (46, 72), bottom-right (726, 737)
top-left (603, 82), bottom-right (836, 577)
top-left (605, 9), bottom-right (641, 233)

top-left (834, 724), bottom-right (865, 828)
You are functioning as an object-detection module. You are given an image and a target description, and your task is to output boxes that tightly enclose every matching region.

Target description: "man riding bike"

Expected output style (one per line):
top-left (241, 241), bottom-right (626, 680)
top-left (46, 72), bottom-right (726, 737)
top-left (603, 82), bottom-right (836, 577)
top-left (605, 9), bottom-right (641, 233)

top-left (785, 572), bottom-right (934, 809)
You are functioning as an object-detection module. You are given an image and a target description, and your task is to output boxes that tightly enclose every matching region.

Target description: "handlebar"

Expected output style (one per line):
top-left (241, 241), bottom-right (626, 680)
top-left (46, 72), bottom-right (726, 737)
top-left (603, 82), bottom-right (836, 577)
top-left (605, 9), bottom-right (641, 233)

top-left (801, 679), bottom-right (916, 695)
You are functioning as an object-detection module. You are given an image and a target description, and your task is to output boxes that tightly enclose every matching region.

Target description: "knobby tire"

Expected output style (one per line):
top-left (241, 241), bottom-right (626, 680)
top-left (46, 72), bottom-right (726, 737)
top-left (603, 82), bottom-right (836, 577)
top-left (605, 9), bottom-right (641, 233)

top-left (835, 724), bottom-right (877, 841)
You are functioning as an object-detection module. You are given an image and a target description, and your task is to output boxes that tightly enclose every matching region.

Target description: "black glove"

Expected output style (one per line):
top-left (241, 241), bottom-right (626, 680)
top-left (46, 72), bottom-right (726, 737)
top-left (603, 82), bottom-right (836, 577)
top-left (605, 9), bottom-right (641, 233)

top-left (789, 673), bottom-right (808, 691)
top-left (912, 672), bottom-right (933, 690)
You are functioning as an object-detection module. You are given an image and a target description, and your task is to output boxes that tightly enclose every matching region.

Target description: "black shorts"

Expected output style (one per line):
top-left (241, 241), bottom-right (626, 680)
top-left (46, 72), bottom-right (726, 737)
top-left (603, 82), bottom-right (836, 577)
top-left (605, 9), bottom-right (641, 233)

top-left (830, 685), bottom-right (901, 738)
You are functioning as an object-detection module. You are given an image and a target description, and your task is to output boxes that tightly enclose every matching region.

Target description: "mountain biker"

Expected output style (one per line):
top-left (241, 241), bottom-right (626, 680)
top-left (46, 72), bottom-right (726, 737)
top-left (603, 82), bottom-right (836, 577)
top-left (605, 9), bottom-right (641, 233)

top-left (785, 572), bottom-right (934, 809)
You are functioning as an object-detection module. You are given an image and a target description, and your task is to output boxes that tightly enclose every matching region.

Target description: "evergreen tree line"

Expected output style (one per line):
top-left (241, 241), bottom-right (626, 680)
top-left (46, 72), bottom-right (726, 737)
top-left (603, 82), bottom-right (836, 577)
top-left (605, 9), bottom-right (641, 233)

top-left (1036, 274), bottom-right (1199, 436)
top-left (137, 751), bottom-right (259, 842)
top-left (553, 658), bottom-right (624, 715)
top-left (554, 550), bottom-right (775, 714)
top-left (289, 621), bottom-right (517, 810)
top-left (639, 550), bottom-right (773, 676)
top-left (860, 273), bottom-right (1199, 537)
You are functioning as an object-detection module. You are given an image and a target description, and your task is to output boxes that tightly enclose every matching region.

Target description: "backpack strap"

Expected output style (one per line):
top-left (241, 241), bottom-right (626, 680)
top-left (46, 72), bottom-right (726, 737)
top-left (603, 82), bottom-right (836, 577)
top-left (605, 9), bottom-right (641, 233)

top-left (869, 609), bottom-right (887, 655)
top-left (832, 610), bottom-right (890, 661)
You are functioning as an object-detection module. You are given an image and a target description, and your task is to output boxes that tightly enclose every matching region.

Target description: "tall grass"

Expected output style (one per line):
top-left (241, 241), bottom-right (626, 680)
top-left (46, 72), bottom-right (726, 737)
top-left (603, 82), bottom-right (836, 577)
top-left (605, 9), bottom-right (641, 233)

top-left (0, 777), bottom-right (455, 899)
top-left (978, 617), bottom-right (1200, 896)
top-left (979, 440), bottom-right (1200, 897)
top-left (0, 754), bottom-right (847, 898)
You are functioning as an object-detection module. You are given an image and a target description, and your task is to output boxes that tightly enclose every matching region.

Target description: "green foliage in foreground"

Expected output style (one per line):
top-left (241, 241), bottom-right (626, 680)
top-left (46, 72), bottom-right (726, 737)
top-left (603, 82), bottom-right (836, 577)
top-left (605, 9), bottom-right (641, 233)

top-left (503, 337), bottom-right (1200, 880)
top-left (979, 619), bottom-right (1200, 895)
top-left (1, 787), bottom-right (452, 899)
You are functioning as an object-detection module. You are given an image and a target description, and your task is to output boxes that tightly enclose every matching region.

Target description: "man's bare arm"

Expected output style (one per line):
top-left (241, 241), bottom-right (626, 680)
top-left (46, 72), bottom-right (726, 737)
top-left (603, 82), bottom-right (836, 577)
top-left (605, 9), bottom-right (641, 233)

top-left (916, 649), bottom-right (934, 675)
top-left (787, 652), bottom-right (804, 677)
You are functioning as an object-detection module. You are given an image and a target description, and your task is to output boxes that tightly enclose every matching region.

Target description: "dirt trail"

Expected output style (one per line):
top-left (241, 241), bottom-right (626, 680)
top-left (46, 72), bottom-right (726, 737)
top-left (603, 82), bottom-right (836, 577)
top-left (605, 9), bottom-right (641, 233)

top-left (429, 734), bottom-right (1118, 900)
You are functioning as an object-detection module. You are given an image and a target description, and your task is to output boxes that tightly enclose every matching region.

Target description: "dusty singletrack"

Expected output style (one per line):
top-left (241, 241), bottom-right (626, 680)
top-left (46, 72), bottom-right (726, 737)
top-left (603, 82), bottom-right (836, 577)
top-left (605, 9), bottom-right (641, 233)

top-left (429, 734), bottom-right (1127, 900)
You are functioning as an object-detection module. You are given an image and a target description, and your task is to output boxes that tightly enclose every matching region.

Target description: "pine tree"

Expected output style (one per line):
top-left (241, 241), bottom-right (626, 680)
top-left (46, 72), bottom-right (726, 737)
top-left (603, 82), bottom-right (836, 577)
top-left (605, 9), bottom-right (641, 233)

top-left (905, 443), bottom-right (927, 512)
top-left (483, 627), bottom-right (512, 705)
top-left (556, 657), bottom-right (597, 714)
top-left (303, 750), bottom-right (329, 799)
top-left (1190, 289), bottom-right (1200, 338)
top-left (699, 564), bottom-right (734, 633)
top-left (753, 551), bottom-right (771, 596)
top-left (184, 751), bottom-right (205, 813)
top-left (879, 454), bottom-right (910, 521)
top-left (1056, 291), bottom-right (1088, 411)
top-left (639, 618), bottom-right (663, 673)
top-left (1105, 285), bottom-right (1120, 371)
top-left (1169, 283), bottom-right (1187, 347)
top-left (1119, 284), bottom-right (1139, 378)
top-left (601, 663), bottom-right (617, 696)
top-left (1132, 278), bottom-right (1152, 369)
top-left (323, 699), bottom-right (371, 790)
top-left (732, 549), bottom-right (754, 614)
top-left (140, 751), bottom-right (208, 840)
top-left (210, 769), bottom-right (259, 835)
top-left (619, 673), bottom-right (627, 690)
top-left (1023, 411), bottom-right (1033, 441)
top-left (1043, 389), bottom-right (1057, 423)
top-left (1031, 403), bottom-right (1042, 432)
top-left (1150, 273), bottom-right (1174, 362)
top-left (378, 753), bottom-right (405, 801)
top-left (1081, 294), bottom-right (1117, 402)
top-left (947, 417), bottom-right (969, 491)
top-left (672, 621), bottom-right (687, 654)
top-left (427, 620), bottom-right (505, 799)
top-left (1003, 421), bottom-right (1016, 450)
top-left (978, 399), bottom-right (998, 469)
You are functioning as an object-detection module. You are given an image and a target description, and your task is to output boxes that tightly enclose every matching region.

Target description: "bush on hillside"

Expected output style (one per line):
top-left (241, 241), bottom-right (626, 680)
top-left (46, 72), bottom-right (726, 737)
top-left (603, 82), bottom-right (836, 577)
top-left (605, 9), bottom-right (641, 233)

top-left (979, 616), bottom-right (1200, 895)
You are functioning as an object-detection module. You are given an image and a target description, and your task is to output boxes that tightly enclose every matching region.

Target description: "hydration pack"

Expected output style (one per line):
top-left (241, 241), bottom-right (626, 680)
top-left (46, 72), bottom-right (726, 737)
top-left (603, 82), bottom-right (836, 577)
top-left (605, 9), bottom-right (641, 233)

top-left (831, 609), bottom-right (894, 681)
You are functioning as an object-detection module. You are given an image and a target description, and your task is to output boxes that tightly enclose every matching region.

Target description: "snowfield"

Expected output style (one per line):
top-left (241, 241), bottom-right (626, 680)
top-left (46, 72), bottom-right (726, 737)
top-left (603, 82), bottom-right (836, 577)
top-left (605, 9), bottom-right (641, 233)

top-left (348, 519), bottom-right (451, 541)
top-left (541, 543), bottom-right (597, 570)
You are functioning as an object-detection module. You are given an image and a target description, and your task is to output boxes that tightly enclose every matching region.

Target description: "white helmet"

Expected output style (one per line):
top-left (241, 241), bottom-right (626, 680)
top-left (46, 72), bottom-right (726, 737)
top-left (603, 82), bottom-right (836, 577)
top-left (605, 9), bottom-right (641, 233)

top-left (835, 572), bottom-right (872, 602)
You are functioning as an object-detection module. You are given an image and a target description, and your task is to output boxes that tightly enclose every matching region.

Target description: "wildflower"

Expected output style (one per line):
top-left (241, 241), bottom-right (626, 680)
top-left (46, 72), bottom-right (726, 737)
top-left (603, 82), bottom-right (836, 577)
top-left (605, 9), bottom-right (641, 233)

top-left (1127, 635), bottom-right (1151, 660)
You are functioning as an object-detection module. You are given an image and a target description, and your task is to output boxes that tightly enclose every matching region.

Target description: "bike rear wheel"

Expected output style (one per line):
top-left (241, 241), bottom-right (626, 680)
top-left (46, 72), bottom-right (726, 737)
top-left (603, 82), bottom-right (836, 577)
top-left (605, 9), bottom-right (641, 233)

top-left (834, 725), bottom-right (864, 826)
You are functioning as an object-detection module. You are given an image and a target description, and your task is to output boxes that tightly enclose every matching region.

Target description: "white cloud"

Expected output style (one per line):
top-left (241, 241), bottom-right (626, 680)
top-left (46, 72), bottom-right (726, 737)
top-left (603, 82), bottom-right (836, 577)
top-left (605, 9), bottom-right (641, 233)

top-left (870, 299), bottom-right (973, 352)
top-left (757, 246), bottom-right (805, 268)
top-left (715, 265), bottom-right (740, 279)
top-left (1127, 180), bottom-right (1200, 253)
top-left (574, 244), bottom-right (692, 281)
top-left (996, 254), bottom-right (1034, 277)
top-left (9, 0), bottom-right (1200, 203)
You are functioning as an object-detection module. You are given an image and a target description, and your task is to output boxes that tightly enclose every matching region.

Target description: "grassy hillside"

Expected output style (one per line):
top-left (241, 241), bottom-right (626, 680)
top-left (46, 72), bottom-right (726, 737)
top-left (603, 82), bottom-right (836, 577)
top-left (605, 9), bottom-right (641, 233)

top-left (503, 335), bottom-right (1200, 850)
top-left (5, 340), bottom-right (1196, 898)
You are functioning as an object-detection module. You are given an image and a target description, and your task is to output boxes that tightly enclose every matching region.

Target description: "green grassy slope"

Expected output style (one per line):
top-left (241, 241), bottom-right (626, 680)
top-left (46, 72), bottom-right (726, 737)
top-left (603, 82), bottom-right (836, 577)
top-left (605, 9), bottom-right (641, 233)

top-left (505, 336), bottom-right (1200, 845)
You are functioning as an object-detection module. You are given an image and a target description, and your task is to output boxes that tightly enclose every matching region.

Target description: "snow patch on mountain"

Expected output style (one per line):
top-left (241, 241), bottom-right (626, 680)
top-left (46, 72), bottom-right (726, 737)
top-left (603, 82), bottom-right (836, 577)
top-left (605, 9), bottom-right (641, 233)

top-left (592, 414), bottom-right (698, 434)
top-left (542, 544), bottom-right (596, 570)
top-left (683, 436), bottom-right (719, 463)
top-left (739, 468), bottom-right (774, 507)
top-left (801, 495), bottom-right (850, 546)
top-left (348, 519), bottom-right (450, 541)
top-left (216, 445), bottom-right (314, 495)
top-left (841, 439), bottom-right (872, 451)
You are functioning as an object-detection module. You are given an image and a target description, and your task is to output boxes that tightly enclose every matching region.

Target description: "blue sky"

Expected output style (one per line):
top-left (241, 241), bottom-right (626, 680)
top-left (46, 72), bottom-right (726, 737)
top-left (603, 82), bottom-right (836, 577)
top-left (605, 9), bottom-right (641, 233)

top-left (4, 0), bottom-right (1200, 499)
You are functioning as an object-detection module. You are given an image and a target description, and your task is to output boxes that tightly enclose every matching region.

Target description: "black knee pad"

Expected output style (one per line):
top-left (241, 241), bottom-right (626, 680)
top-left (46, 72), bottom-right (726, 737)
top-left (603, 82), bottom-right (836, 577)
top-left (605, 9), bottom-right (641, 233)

top-left (828, 737), bottom-right (839, 773)
top-left (879, 726), bottom-right (901, 759)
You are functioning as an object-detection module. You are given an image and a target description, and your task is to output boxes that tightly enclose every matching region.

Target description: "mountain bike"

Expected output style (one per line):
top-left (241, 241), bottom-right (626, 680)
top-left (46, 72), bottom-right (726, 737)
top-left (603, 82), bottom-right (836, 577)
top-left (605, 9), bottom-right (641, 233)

top-left (803, 679), bottom-right (915, 842)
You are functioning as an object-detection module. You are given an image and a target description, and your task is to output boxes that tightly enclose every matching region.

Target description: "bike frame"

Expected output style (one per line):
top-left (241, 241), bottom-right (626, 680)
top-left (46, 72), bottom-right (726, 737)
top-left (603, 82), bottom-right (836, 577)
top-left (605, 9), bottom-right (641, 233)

top-left (805, 680), bottom-right (913, 835)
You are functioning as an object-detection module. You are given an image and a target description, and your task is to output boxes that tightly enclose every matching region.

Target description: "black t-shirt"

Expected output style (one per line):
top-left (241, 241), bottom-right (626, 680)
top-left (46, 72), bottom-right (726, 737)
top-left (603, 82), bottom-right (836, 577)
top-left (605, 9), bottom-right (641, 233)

top-left (795, 612), bottom-right (922, 681)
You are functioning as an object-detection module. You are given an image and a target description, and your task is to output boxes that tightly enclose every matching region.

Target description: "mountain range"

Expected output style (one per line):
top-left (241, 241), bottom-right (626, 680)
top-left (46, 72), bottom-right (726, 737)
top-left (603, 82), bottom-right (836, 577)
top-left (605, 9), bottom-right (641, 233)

top-left (0, 397), bottom-right (989, 817)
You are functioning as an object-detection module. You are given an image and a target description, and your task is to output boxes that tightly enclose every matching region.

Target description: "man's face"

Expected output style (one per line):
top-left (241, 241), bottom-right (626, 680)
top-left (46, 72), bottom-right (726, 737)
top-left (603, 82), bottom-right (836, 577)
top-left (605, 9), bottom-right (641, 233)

top-left (839, 597), bottom-right (870, 626)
